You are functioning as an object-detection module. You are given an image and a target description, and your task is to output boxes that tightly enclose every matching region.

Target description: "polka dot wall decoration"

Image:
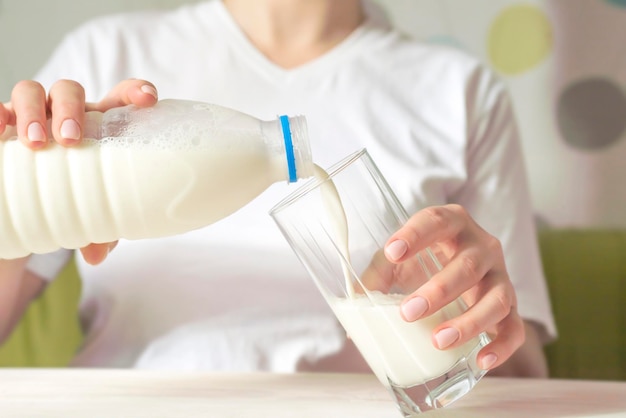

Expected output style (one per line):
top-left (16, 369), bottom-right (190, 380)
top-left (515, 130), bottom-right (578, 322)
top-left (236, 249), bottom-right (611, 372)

top-left (373, 0), bottom-right (626, 227)
top-left (488, 4), bottom-right (553, 75)
top-left (556, 77), bottom-right (626, 150)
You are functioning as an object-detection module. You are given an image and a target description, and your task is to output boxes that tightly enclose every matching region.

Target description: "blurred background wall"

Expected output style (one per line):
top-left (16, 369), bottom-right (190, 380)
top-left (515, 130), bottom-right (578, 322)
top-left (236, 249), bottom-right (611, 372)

top-left (2, 0), bottom-right (626, 228)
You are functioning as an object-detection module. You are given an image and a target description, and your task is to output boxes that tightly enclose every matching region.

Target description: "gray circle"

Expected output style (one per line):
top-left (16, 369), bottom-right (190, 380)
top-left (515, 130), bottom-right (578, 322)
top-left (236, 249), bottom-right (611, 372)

top-left (556, 77), bottom-right (626, 150)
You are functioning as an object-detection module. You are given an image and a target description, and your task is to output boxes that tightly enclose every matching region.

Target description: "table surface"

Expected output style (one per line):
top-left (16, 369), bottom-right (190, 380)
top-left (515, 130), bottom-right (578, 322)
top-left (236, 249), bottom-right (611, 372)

top-left (0, 369), bottom-right (625, 418)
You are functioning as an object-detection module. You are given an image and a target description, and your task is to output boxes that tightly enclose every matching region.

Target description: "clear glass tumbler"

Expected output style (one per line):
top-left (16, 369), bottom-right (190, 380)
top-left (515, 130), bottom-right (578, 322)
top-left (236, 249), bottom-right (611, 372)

top-left (270, 149), bottom-right (489, 416)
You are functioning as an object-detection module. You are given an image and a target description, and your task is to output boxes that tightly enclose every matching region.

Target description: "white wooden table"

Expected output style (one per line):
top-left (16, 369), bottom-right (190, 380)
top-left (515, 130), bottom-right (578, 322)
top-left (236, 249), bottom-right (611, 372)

top-left (0, 369), bottom-right (625, 417)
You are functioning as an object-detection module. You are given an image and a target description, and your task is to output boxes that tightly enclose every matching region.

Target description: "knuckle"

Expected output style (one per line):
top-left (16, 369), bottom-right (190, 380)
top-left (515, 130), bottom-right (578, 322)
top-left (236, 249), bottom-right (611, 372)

top-left (452, 315), bottom-right (481, 341)
top-left (446, 203), bottom-right (468, 218)
top-left (50, 80), bottom-right (85, 103)
top-left (424, 279), bottom-right (449, 305)
top-left (513, 324), bottom-right (526, 348)
top-left (486, 234), bottom-right (503, 254)
top-left (491, 287), bottom-right (513, 319)
top-left (51, 79), bottom-right (82, 91)
top-left (458, 252), bottom-right (482, 279)
top-left (53, 101), bottom-right (81, 116)
top-left (13, 79), bottom-right (41, 92)
top-left (423, 206), bottom-right (451, 231)
top-left (445, 204), bottom-right (471, 227)
top-left (11, 81), bottom-right (46, 106)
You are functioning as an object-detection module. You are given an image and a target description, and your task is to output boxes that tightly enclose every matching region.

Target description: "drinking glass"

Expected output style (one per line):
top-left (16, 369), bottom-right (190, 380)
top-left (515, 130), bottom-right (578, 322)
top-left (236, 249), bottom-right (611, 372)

top-left (270, 149), bottom-right (489, 416)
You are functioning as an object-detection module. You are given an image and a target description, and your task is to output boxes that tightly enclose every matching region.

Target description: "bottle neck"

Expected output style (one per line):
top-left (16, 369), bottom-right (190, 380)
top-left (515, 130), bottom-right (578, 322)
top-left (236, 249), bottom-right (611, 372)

top-left (267, 115), bottom-right (314, 183)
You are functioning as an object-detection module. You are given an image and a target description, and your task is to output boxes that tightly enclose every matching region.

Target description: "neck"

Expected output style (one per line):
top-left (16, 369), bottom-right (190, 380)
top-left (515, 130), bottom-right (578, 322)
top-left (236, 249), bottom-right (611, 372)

top-left (222, 0), bottom-right (365, 68)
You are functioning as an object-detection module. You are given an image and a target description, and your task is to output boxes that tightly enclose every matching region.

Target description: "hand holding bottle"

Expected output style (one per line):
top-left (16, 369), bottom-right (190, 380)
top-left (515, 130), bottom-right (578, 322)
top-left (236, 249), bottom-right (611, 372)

top-left (0, 79), bottom-right (312, 263)
top-left (0, 78), bottom-right (159, 264)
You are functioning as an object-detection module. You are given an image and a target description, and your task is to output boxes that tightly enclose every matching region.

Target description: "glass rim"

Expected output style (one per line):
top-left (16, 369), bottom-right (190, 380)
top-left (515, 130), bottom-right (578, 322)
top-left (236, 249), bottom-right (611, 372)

top-left (269, 148), bottom-right (368, 217)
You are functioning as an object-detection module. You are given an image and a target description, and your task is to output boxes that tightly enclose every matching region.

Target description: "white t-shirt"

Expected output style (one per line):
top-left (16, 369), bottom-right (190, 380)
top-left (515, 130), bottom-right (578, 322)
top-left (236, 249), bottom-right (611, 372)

top-left (27, 0), bottom-right (556, 369)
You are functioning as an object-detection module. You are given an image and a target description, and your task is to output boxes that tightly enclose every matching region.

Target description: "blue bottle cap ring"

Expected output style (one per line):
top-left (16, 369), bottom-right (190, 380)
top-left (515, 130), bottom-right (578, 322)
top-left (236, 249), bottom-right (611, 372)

top-left (279, 115), bottom-right (297, 183)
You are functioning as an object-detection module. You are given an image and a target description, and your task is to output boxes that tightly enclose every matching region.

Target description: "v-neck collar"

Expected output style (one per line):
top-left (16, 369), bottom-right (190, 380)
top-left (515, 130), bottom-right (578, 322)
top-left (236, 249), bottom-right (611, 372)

top-left (213, 0), bottom-right (393, 83)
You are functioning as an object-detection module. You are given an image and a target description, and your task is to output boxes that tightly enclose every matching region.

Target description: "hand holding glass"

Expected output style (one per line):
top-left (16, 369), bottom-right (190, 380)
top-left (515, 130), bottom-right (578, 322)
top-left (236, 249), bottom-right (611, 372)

top-left (270, 149), bottom-right (489, 416)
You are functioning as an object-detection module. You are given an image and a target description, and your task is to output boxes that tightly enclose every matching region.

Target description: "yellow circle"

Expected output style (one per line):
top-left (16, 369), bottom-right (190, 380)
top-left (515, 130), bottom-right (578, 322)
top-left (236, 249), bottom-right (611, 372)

top-left (488, 4), bottom-right (553, 75)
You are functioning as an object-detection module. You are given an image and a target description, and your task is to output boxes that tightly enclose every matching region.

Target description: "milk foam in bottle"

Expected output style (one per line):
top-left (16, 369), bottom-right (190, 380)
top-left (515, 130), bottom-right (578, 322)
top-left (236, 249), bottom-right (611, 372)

top-left (0, 99), bottom-right (313, 259)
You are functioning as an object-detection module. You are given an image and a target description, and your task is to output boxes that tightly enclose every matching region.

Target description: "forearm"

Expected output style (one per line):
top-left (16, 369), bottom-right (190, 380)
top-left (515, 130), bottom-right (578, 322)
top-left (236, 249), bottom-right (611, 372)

top-left (487, 320), bottom-right (549, 378)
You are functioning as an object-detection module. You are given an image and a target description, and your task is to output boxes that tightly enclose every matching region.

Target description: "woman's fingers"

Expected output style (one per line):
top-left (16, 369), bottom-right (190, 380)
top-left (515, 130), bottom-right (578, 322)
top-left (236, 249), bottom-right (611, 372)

top-left (10, 79), bottom-right (87, 147)
top-left (387, 204), bottom-right (503, 319)
top-left (10, 80), bottom-right (49, 149)
top-left (381, 203), bottom-right (524, 370)
top-left (79, 241), bottom-right (118, 265)
top-left (384, 204), bottom-right (469, 264)
top-left (429, 271), bottom-right (516, 343)
top-left (476, 308), bottom-right (525, 370)
top-left (88, 79), bottom-right (158, 112)
top-left (0, 102), bottom-right (13, 137)
top-left (6, 78), bottom-right (158, 149)
top-left (48, 79), bottom-right (86, 146)
top-left (423, 278), bottom-right (523, 372)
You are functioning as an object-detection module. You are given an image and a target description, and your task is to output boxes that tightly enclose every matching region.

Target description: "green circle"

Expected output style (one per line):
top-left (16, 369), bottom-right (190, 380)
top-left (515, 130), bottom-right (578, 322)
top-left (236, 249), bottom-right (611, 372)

top-left (488, 4), bottom-right (553, 75)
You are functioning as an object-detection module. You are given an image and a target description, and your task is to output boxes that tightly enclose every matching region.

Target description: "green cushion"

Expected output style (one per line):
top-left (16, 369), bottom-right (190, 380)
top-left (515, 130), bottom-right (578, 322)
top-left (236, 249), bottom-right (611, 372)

top-left (539, 229), bottom-right (626, 381)
top-left (0, 260), bottom-right (83, 367)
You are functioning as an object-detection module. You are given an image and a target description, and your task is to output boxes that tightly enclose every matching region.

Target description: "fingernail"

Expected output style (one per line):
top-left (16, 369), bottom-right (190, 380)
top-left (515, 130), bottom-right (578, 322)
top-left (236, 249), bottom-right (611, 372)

top-left (480, 353), bottom-right (498, 370)
top-left (27, 122), bottom-right (46, 142)
top-left (141, 84), bottom-right (158, 99)
top-left (401, 296), bottom-right (428, 321)
top-left (60, 119), bottom-right (81, 140)
top-left (385, 240), bottom-right (408, 261)
top-left (434, 327), bottom-right (460, 349)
